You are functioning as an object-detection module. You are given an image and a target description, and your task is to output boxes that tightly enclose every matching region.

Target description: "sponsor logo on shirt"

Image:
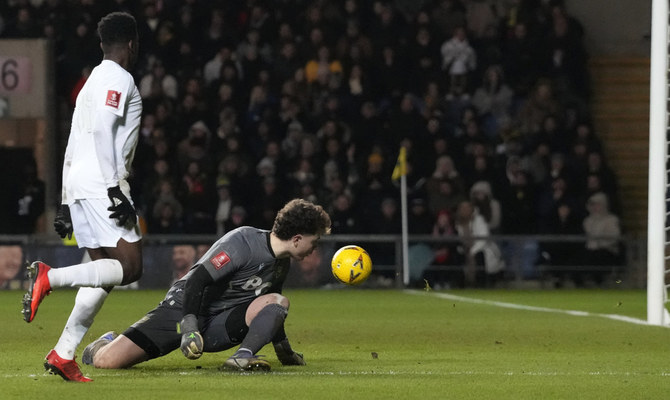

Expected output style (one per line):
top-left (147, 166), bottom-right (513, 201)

top-left (105, 90), bottom-right (121, 108)
top-left (211, 251), bottom-right (231, 270)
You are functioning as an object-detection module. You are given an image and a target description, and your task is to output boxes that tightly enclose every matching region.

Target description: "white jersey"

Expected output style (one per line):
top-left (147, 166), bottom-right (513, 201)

top-left (63, 59), bottom-right (142, 202)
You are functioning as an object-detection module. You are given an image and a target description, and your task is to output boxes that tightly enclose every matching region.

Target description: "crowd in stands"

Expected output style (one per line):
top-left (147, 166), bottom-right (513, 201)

top-left (0, 0), bottom-right (623, 285)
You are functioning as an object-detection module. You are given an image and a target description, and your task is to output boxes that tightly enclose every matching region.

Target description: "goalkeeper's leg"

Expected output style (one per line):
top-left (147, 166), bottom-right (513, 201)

top-left (92, 334), bottom-right (149, 369)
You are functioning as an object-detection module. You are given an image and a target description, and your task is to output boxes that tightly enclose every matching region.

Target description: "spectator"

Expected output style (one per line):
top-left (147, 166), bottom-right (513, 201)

top-left (0, 245), bottom-right (23, 289)
top-left (583, 152), bottom-right (620, 214)
top-left (432, 209), bottom-right (457, 267)
top-left (440, 26), bottom-right (477, 99)
top-left (139, 58), bottom-right (179, 101)
top-left (5, 7), bottom-right (39, 38)
top-left (330, 192), bottom-right (360, 234)
top-left (214, 179), bottom-right (234, 236)
top-left (372, 45), bottom-right (407, 102)
top-left (305, 45), bottom-right (343, 84)
top-left (408, 26), bottom-right (440, 95)
top-left (367, 197), bottom-right (402, 267)
top-left (350, 101), bottom-right (385, 158)
top-left (454, 200), bottom-right (505, 287)
top-left (582, 192), bottom-right (622, 285)
top-left (179, 160), bottom-right (216, 234)
top-left (408, 197), bottom-right (434, 235)
top-left (203, 45), bottom-right (235, 86)
top-left (542, 4), bottom-right (590, 101)
top-left (387, 93), bottom-right (426, 148)
top-left (274, 41), bottom-right (303, 85)
top-left (255, 177), bottom-right (287, 230)
top-left (528, 114), bottom-right (570, 156)
top-left (429, 0), bottom-right (467, 42)
top-left (149, 179), bottom-right (183, 234)
top-left (61, 20), bottom-right (100, 90)
top-left (142, 154), bottom-right (174, 203)
top-left (426, 155), bottom-right (464, 197)
top-left (224, 205), bottom-right (249, 233)
top-left (343, 64), bottom-right (371, 112)
top-left (154, 21), bottom-right (180, 67)
top-left (470, 23), bottom-right (503, 80)
top-left (151, 196), bottom-right (184, 234)
top-left (536, 176), bottom-right (579, 233)
top-left (538, 201), bottom-right (583, 287)
top-left (176, 120), bottom-right (212, 173)
top-left (10, 163), bottom-right (45, 234)
top-left (572, 120), bottom-right (602, 153)
top-left (171, 244), bottom-right (196, 283)
top-left (469, 180), bottom-right (501, 234)
top-left (369, 2), bottom-right (406, 49)
top-left (471, 65), bottom-right (514, 137)
top-left (502, 22), bottom-right (540, 96)
top-left (426, 178), bottom-right (465, 218)
top-left (498, 160), bottom-right (538, 279)
top-left (516, 78), bottom-right (561, 136)
top-left (175, 77), bottom-right (208, 134)
top-left (465, 0), bottom-right (498, 40)
top-left (200, 8), bottom-right (237, 61)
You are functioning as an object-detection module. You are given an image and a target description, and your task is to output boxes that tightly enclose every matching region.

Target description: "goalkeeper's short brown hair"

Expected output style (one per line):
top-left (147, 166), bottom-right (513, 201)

top-left (272, 199), bottom-right (331, 240)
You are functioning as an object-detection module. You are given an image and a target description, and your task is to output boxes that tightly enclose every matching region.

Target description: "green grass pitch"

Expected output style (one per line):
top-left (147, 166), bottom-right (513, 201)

top-left (2, 288), bottom-right (670, 399)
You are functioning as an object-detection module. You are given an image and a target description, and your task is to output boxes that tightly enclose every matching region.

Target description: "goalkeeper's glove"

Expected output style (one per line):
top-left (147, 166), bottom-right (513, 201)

top-left (273, 339), bottom-right (306, 366)
top-left (54, 204), bottom-right (73, 239)
top-left (107, 185), bottom-right (137, 227)
top-left (179, 314), bottom-right (203, 360)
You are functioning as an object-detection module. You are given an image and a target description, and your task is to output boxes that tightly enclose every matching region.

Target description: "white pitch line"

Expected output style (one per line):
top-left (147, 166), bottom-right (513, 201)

top-left (404, 290), bottom-right (669, 328)
top-left (6, 370), bottom-right (670, 379)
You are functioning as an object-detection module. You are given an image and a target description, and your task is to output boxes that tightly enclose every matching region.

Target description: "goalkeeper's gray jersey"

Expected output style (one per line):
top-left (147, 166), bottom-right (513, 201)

top-left (178, 226), bottom-right (290, 316)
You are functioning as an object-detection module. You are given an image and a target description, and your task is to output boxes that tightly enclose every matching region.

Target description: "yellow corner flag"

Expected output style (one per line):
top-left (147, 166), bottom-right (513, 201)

top-left (392, 146), bottom-right (407, 181)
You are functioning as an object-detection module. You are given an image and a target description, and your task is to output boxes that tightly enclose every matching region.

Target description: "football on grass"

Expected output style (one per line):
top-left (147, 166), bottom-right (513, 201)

top-left (331, 245), bottom-right (372, 285)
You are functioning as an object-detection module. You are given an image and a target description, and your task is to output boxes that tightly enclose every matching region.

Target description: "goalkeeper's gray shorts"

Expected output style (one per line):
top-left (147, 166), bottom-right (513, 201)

top-left (123, 296), bottom-right (251, 359)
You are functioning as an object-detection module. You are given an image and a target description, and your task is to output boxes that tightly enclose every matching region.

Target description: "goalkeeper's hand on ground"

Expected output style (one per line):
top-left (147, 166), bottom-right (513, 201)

top-left (107, 185), bottom-right (137, 227)
top-left (54, 204), bottom-right (73, 239)
top-left (179, 314), bottom-right (203, 360)
top-left (273, 339), bottom-right (306, 366)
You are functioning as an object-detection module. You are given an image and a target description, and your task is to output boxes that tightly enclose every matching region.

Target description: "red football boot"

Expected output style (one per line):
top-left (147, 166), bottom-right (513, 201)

top-left (44, 350), bottom-right (92, 382)
top-left (22, 261), bottom-right (52, 323)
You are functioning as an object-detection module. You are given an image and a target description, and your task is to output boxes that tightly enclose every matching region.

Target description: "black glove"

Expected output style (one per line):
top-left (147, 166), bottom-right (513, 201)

top-left (179, 314), bottom-right (203, 360)
top-left (54, 204), bottom-right (73, 239)
top-left (107, 186), bottom-right (137, 227)
top-left (273, 339), bottom-right (306, 366)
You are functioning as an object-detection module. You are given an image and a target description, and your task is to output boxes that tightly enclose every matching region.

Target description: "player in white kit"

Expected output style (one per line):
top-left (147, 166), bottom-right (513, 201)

top-left (21, 12), bottom-right (143, 382)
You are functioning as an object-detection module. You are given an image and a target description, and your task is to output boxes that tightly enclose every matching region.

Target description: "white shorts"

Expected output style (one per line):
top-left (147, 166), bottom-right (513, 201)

top-left (69, 198), bottom-right (142, 249)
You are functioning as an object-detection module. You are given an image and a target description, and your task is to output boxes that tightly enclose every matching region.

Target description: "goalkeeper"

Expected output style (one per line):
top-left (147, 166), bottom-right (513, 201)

top-left (82, 199), bottom-right (331, 372)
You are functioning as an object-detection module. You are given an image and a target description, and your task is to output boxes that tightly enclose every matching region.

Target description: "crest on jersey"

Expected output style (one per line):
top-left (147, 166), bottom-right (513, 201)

top-left (210, 251), bottom-right (231, 270)
top-left (105, 90), bottom-right (121, 108)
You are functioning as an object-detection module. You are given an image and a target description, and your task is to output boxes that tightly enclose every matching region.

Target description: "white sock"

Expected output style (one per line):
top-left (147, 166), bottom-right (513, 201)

top-left (54, 287), bottom-right (109, 360)
top-left (48, 259), bottom-right (124, 288)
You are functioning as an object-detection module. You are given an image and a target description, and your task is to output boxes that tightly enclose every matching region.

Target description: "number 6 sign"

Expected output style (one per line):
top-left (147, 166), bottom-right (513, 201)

top-left (0, 56), bottom-right (32, 94)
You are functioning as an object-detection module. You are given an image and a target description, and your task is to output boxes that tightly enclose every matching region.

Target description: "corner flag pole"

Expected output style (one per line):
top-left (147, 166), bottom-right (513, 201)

top-left (400, 171), bottom-right (409, 285)
top-left (392, 147), bottom-right (410, 286)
